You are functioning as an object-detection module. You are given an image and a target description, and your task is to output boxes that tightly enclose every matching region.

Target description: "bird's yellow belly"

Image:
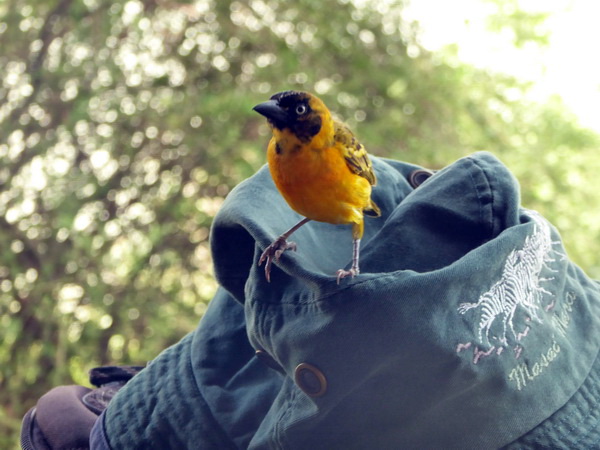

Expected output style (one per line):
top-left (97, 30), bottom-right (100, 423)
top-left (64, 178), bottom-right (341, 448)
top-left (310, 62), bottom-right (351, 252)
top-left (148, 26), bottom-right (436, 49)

top-left (268, 145), bottom-right (371, 225)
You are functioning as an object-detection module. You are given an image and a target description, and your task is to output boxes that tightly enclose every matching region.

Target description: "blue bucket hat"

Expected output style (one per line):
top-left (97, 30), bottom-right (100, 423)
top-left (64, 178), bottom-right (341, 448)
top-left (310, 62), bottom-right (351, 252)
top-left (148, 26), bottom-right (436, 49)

top-left (98, 152), bottom-right (600, 449)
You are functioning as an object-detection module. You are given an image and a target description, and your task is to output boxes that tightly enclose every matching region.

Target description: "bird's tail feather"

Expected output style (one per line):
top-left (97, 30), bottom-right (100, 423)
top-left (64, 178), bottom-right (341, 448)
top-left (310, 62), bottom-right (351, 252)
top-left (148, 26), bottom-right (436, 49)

top-left (364, 200), bottom-right (381, 217)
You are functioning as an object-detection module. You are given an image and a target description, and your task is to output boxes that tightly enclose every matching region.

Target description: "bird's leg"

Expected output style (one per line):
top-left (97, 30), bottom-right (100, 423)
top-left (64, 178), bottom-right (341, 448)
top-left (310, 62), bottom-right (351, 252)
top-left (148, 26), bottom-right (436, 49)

top-left (336, 220), bottom-right (364, 284)
top-left (336, 238), bottom-right (360, 284)
top-left (259, 217), bottom-right (311, 282)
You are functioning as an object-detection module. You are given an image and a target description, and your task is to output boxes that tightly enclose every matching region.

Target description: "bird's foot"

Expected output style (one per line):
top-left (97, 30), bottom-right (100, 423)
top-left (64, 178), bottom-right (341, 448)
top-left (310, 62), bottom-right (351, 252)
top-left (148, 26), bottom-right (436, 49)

top-left (259, 237), bottom-right (297, 282)
top-left (336, 267), bottom-right (359, 284)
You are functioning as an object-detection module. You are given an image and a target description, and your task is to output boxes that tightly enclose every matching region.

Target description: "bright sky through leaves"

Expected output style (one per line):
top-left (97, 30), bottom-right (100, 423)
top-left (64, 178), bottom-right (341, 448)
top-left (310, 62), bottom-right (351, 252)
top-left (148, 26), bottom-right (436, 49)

top-left (405, 0), bottom-right (600, 132)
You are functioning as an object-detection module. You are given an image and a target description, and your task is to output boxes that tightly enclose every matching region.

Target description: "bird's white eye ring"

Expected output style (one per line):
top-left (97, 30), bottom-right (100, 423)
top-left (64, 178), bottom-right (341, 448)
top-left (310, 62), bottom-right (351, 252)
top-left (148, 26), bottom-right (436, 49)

top-left (295, 104), bottom-right (307, 115)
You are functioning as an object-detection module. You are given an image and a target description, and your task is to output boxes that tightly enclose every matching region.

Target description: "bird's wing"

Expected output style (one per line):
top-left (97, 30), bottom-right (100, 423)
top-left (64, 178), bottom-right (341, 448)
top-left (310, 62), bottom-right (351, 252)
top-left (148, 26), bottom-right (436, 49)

top-left (334, 121), bottom-right (377, 186)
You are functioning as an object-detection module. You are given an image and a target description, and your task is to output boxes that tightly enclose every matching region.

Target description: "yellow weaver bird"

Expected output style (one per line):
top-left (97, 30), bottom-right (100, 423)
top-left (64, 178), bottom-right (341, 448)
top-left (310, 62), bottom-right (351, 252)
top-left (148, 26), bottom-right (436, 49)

top-left (253, 90), bottom-right (380, 284)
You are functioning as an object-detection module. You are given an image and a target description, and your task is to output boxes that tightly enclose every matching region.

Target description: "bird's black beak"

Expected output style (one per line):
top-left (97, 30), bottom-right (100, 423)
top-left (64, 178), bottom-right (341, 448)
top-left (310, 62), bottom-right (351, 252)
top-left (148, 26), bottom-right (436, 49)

top-left (253, 100), bottom-right (288, 129)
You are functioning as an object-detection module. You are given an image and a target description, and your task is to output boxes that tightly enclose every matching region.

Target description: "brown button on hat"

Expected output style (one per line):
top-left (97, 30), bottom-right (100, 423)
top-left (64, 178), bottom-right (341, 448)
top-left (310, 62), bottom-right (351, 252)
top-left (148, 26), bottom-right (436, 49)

top-left (408, 168), bottom-right (434, 188)
top-left (294, 363), bottom-right (327, 397)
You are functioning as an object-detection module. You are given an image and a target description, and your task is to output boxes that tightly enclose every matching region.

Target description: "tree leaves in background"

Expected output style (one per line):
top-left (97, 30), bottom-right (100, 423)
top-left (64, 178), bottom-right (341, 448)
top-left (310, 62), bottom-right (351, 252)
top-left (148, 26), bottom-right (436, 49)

top-left (0, 0), bottom-right (598, 445)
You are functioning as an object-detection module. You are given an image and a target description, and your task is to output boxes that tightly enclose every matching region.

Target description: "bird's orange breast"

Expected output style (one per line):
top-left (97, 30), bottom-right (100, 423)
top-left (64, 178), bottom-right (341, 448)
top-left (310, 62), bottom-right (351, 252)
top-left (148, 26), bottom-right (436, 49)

top-left (267, 136), bottom-right (372, 225)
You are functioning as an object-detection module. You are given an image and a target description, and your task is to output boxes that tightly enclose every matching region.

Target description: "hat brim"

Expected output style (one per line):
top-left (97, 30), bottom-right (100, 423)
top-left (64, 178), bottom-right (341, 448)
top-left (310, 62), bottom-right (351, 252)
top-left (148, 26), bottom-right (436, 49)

top-left (504, 345), bottom-right (600, 448)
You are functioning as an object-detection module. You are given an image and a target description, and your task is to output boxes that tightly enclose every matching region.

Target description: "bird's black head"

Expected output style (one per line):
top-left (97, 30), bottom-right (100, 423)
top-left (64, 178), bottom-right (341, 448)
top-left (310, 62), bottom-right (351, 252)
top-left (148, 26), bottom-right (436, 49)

top-left (253, 90), bottom-right (324, 142)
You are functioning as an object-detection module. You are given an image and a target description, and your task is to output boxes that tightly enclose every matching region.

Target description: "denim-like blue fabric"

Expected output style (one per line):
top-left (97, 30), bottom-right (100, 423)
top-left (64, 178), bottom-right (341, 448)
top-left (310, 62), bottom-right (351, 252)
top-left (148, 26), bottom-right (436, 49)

top-left (100, 152), bottom-right (600, 449)
top-left (89, 411), bottom-right (109, 450)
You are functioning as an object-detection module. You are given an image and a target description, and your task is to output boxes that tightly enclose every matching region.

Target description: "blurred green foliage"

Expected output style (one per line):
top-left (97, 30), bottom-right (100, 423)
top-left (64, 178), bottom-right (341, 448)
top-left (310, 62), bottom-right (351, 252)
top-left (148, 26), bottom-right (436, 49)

top-left (1, 0), bottom-right (599, 445)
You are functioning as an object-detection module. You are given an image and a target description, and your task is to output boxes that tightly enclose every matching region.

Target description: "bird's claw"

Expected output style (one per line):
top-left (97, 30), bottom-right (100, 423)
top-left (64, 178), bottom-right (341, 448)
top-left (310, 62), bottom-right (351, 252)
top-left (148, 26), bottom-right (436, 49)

top-left (336, 268), bottom-right (358, 284)
top-left (259, 237), bottom-right (297, 282)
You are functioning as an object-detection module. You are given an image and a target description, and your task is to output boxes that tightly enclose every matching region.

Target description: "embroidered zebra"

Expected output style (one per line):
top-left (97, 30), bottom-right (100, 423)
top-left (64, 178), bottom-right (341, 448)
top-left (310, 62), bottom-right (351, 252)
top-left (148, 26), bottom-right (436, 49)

top-left (458, 211), bottom-right (560, 347)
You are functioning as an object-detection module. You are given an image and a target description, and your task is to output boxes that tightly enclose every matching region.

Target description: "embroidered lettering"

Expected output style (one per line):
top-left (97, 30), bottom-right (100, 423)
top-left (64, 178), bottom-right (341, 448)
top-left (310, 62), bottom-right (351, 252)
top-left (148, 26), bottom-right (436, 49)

top-left (552, 292), bottom-right (576, 337)
top-left (508, 340), bottom-right (561, 390)
top-left (508, 293), bottom-right (575, 389)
